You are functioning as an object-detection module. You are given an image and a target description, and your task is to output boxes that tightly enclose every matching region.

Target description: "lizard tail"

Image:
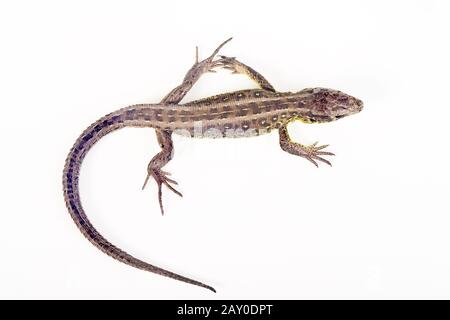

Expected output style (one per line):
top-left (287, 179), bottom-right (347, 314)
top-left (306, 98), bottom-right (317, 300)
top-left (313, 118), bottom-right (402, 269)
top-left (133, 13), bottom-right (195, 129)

top-left (62, 110), bottom-right (216, 292)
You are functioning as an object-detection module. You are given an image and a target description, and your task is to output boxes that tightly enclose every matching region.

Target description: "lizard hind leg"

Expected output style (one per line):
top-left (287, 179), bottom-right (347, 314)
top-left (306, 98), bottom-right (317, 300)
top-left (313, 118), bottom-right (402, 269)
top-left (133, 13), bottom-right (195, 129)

top-left (147, 38), bottom-right (234, 215)
top-left (142, 130), bottom-right (182, 215)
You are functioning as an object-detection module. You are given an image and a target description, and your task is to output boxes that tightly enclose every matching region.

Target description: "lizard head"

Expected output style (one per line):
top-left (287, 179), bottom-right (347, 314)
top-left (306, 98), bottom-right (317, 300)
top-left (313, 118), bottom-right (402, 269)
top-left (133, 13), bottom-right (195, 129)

top-left (296, 88), bottom-right (363, 123)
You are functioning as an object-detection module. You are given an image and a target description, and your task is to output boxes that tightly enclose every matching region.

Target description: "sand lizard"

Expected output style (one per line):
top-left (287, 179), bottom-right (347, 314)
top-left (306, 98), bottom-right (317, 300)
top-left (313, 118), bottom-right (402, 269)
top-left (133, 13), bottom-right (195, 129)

top-left (63, 38), bottom-right (363, 292)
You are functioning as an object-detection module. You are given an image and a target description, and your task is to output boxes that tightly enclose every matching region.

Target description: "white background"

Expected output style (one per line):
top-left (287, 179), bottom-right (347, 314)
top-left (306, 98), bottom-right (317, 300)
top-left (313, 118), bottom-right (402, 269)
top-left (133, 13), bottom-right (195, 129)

top-left (1, 0), bottom-right (449, 299)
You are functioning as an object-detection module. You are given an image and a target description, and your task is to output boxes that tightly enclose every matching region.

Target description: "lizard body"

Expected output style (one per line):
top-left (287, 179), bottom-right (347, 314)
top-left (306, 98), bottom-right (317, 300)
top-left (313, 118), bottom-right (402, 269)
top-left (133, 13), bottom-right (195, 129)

top-left (63, 39), bottom-right (363, 292)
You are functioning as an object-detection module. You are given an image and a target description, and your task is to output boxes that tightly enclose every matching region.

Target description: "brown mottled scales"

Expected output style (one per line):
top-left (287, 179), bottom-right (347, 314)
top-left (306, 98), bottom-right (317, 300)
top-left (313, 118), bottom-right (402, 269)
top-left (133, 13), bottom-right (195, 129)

top-left (63, 38), bottom-right (363, 293)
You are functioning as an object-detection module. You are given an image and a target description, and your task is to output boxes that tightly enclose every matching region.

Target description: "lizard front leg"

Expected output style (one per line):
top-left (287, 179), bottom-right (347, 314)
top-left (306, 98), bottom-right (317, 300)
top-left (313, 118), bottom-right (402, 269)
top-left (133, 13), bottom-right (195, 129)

top-left (215, 56), bottom-right (276, 92)
top-left (279, 125), bottom-right (335, 167)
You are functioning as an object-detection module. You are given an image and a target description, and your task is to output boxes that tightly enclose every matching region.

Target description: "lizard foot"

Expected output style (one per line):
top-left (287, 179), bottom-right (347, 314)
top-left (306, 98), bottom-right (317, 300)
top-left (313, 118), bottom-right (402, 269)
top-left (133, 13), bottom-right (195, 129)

top-left (142, 168), bottom-right (183, 215)
top-left (215, 56), bottom-right (242, 74)
top-left (300, 142), bottom-right (335, 167)
top-left (214, 55), bottom-right (276, 92)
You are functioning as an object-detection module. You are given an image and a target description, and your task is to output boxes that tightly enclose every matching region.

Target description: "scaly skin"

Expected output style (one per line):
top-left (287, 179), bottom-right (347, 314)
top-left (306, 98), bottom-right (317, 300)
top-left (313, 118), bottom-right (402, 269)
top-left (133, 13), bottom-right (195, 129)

top-left (62, 39), bottom-right (363, 292)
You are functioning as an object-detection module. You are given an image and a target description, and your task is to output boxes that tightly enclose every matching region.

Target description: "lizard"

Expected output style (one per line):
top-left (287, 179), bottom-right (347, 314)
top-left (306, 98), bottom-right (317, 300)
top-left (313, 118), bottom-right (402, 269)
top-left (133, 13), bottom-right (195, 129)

top-left (62, 38), bottom-right (363, 293)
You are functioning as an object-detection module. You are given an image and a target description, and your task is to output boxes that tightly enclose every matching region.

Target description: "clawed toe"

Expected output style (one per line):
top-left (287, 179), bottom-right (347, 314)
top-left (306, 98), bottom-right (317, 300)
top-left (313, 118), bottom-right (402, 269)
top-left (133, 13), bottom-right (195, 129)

top-left (310, 154), bottom-right (332, 167)
top-left (142, 169), bottom-right (183, 215)
top-left (163, 179), bottom-right (183, 197)
top-left (304, 143), bottom-right (335, 167)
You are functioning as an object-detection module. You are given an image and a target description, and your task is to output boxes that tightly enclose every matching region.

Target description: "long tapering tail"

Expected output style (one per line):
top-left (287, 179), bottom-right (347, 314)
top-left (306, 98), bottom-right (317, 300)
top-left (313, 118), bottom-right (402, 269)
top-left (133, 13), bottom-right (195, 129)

top-left (62, 110), bottom-right (215, 292)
